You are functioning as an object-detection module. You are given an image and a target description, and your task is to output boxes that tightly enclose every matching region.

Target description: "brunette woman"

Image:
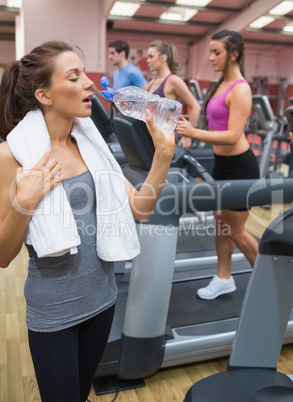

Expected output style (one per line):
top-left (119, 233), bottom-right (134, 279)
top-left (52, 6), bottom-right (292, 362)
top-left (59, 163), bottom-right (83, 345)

top-left (143, 40), bottom-right (201, 148)
top-left (0, 40), bottom-right (174, 401)
top-left (176, 30), bottom-right (259, 300)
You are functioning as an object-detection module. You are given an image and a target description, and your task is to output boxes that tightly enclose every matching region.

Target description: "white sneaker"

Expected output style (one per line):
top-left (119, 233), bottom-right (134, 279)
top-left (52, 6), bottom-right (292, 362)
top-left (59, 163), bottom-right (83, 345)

top-left (197, 275), bottom-right (236, 300)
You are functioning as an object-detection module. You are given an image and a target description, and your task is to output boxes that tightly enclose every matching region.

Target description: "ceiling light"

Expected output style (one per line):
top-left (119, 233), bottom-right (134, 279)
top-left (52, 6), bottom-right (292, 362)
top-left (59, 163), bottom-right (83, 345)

top-left (175, 0), bottom-right (212, 6)
top-left (110, 2), bottom-right (141, 17)
top-left (269, 1), bottom-right (293, 16)
top-left (6, 0), bottom-right (21, 7)
top-left (160, 7), bottom-right (198, 22)
top-left (249, 16), bottom-right (275, 29)
top-left (283, 22), bottom-right (293, 32)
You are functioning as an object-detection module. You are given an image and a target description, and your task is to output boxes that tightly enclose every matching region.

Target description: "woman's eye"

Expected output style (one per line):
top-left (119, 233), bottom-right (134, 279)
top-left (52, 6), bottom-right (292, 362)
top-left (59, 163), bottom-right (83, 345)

top-left (69, 78), bottom-right (79, 82)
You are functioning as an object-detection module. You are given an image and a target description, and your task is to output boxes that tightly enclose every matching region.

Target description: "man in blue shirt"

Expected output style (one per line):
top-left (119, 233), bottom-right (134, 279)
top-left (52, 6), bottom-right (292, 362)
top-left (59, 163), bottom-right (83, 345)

top-left (108, 40), bottom-right (147, 90)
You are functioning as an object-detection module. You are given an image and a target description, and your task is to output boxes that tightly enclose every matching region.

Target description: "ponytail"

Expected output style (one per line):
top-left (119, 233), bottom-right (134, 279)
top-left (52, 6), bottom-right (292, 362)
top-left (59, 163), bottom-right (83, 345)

top-left (169, 43), bottom-right (179, 75)
top-left (0, 61), bottom-right (23, 140)
top-left (203, 78), bottom-right (224, 114)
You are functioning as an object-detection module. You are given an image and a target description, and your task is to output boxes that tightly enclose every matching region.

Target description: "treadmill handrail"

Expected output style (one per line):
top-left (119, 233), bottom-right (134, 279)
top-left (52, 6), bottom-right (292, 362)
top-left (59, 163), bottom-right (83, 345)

top-left (146, 177), bottom-right (293, 225)
top-left (253, 103), bottom-right (275, 132)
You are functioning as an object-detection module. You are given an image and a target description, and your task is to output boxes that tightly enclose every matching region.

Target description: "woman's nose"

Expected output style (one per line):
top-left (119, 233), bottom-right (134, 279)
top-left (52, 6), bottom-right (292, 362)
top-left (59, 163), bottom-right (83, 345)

top-left (85, 75), bottom-right (94, 89)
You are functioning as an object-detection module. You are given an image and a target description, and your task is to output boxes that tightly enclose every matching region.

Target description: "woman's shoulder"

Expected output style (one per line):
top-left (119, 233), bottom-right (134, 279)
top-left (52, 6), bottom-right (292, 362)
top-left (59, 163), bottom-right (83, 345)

top-left (230, 79), bottom-right (251, 97)
top-left (0, 141), bottom-right (11, 157)
top-left (233, 78), bottom-right (250, 88)
top-left (0, 141), bottom-right (20, 168)
top-left (0, 142), bottom-right (20, 191)
top-left (227, 80), bottom-right (252, 110)
top-left (167, 74), bottom-right (187, 90)
top-left (168, 73), bottom-right (181, 83)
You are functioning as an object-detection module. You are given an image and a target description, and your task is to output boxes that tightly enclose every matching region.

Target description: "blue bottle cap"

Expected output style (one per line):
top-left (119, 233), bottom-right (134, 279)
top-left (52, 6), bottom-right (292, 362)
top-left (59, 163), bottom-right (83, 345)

top-left (101, 76), bottom-right (109, 88)
top-left (101, 76), bottom-right (115, 100)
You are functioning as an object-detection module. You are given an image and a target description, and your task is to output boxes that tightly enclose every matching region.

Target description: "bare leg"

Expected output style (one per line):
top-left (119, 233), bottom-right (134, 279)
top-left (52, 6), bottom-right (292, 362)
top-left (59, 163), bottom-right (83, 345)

top-left (214, 211), bottom-right (235, 279)
top-left (220, 209), bottom-right (259, 268)
top-left (197, 209), bottom-right (258, 299)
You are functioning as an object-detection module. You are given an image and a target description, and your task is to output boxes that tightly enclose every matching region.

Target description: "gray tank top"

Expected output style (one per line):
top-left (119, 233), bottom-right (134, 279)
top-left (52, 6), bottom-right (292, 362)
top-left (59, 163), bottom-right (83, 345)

top-left (24, 170), bottom-right (117, 332)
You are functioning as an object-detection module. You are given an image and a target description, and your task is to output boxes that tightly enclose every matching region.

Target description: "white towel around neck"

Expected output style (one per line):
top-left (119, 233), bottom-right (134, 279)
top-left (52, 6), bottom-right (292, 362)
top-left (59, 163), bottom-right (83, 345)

top-left (6, 109), bottom-right (140, 261)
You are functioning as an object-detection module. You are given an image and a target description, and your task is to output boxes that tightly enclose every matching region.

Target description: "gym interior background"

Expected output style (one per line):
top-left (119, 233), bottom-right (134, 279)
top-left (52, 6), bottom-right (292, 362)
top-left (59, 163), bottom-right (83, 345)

top-left (1, 1), bottom-right (293, 401)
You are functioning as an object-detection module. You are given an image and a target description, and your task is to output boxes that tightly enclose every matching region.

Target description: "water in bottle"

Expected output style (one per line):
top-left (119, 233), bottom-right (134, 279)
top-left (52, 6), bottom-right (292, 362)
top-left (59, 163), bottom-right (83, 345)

top-left (101, 76), bottom-right (182, 130)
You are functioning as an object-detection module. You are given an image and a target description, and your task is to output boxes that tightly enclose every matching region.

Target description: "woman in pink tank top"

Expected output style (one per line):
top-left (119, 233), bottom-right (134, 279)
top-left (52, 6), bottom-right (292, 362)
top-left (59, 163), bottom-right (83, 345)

top-left (176, 30), bottom-right (259, 300)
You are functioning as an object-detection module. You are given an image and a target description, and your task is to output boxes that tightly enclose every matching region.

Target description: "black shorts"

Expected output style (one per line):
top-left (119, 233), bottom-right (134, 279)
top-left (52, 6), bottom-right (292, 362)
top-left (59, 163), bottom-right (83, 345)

top-left (212, 148), bottom-right (260, 211)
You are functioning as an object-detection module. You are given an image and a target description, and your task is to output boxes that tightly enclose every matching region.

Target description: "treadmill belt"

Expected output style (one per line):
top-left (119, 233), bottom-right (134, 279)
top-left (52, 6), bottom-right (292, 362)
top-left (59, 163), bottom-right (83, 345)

top-left (167, 272), bottom-right (251, 327)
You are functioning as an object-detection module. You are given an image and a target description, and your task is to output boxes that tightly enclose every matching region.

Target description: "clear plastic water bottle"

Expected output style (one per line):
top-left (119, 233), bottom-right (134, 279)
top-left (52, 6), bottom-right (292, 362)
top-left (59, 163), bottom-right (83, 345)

top-left (101, 76), bottom-right (182, 130)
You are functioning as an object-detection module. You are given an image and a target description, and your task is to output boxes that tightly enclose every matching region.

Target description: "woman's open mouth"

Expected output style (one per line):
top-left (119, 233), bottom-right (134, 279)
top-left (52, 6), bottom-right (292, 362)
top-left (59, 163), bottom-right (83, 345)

top-left (82, 94), bottom-right (93, 104)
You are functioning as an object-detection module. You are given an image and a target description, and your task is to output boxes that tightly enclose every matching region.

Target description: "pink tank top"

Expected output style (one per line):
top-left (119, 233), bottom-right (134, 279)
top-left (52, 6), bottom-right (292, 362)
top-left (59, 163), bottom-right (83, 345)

top-left (206, 79), bottom-right (247, 131)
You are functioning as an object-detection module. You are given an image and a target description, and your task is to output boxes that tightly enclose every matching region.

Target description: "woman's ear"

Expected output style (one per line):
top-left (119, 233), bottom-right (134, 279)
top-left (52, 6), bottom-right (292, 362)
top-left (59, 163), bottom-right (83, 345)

top-left (35, 89), bottom-right (52, 106)
top-left (160, 53), bottom-right (167, 64)
top-left (231, 50), bottom-right (239, 62)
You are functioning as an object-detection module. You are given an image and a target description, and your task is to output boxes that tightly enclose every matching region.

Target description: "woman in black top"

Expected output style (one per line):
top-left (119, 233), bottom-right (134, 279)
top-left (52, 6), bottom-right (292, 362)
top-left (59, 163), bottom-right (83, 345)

top-left (143, 40), bottom-right (201, 148)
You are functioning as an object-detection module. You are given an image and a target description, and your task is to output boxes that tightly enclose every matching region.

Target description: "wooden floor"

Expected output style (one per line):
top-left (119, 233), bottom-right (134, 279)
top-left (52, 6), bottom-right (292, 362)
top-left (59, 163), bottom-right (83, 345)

top-left (1, 204), bottom-right (293, 402)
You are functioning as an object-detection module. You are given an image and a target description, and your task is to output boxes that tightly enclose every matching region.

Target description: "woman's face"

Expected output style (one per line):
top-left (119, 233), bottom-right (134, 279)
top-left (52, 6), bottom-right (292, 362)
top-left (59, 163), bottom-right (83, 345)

top-left (146, 46), bottom-right (164, 72)
top-left (208, 39), bottom-right (228, 73)
top-left (44, 51), bottom-right (94, 119)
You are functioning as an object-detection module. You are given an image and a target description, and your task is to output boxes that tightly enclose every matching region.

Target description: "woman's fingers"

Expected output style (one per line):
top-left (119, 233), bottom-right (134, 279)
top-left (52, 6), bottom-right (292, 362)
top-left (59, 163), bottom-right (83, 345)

top-left (145, 109), bottom-right (163, 142)
top-left (50, 163), bottom-right (62, 179)
top-left (43, 160), bottom-right (64, 191)
top-left (31, 152), bottom-right (64, 186)
top-left (32, 151), bottom-right (51, 170)
top-left (145, 109), bottom-right (175, 149)
top-left (145, 109), bottom-right (157, 132)
top-left (176, 118), bottom-right (192, 137)
top-left (15, 153), bottom-right (64, 208)
top-left (32, 152), bottom-right (61, 176)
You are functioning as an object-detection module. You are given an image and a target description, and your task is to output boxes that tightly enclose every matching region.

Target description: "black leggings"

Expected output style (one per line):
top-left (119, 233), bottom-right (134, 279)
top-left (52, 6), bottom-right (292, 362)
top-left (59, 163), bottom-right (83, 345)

top-left (28, 305), bottom-right (115, 402)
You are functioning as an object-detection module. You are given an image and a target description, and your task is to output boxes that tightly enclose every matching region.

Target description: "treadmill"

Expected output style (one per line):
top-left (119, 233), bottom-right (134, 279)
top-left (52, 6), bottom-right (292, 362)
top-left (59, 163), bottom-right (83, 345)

top-left (90, 95), bottom-right (126, 166)
top-left (183, 104), bottom-right (293, 402)
top-left (93, 116), bottom-right (293, 394)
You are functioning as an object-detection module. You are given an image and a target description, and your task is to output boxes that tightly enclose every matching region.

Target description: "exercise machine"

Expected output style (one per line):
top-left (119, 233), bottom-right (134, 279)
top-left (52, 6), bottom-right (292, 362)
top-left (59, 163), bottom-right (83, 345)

top-left (93, 115), bottom-right (293, 395)
top-left (90, 95), bottom-right (126, 166)
top-left (250, 94), bottom-right (290, 177)
top-left (251, 94), bottom-right (277, 177)
top-left (112, 116), bottom-right (218, 273)
top-left (184, 104), bottom-right (293, 401)
top-left (185, 208), bottom-right (293, 401)
top-left (188, 79), bottom-right (204, 107)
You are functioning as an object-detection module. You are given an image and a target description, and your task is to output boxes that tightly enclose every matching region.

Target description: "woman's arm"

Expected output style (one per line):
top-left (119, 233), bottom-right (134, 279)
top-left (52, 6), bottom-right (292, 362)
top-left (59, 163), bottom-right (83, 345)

top-left (171, 76), bottom-right (201, 128)
top-left (176, 83), bottom-right (252, 145)
top-left (125, 110), bottom-right (175, 221)
top-left (0, 145), bottom-right (63, 268)
top-left (170, 75), bottom-right (201, 148)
